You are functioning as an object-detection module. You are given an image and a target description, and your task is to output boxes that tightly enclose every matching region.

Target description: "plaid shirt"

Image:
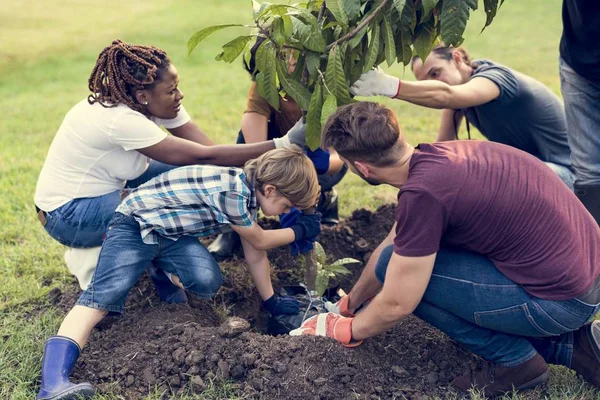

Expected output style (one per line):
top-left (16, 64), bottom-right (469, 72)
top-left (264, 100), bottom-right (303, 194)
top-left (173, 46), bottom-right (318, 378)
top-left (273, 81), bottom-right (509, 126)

top-left (116, 165), bottom-right (258, 244)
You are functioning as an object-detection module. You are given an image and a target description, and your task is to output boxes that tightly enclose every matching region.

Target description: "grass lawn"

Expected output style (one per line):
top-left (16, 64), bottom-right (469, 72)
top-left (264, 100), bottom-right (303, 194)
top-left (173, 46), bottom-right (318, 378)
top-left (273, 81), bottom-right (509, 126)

top-left (1, 0), bottom-right (598, 399)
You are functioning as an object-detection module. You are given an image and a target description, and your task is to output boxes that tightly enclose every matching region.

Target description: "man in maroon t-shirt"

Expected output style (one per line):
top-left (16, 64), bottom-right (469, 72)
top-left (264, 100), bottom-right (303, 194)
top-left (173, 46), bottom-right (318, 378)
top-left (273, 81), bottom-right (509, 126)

top-left (290, 102), bottom-right (600, 397)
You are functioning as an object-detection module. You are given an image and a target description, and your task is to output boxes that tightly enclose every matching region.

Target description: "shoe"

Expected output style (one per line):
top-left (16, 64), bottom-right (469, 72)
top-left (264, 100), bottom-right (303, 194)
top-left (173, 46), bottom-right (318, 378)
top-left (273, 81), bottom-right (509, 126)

top-left (451, 353), bottom-right (549, 398)
top-left (317, 189), bottom-right (339, 226)
top-left (147, 265), bottom-right (188, 304)
top-left (574, 183), bottom-right (600, 226)
top-left (207, 231), bottom-right (240, 261)
top-left (571, 320), bottom-right (600, 387)
top-left (36, 336), bottom-right (95, 400)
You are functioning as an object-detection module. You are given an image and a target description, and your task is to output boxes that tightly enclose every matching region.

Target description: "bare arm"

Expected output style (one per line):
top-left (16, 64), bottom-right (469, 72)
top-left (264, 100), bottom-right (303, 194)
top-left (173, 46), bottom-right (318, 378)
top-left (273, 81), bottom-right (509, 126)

top-left (395, 77), bottom-right (500, 110)
top-left (437, 109), bottom-right (462, 142)
top-left (240, 112), bottom-right (269, 144)
top-left (327, 149), bottom-right (345, 175)
top-left (346, 223), bottom-right (396, 312)
top-left (240, 237), bottom-right (274, 300)
top-left (230, 222), bottom-right (296, 250)
top-left (137, 134), bottom-right (275, 167)
top-left (352, 252), bottom-right (436, 340)
top-left (168, 120), bottom-right (215, 146)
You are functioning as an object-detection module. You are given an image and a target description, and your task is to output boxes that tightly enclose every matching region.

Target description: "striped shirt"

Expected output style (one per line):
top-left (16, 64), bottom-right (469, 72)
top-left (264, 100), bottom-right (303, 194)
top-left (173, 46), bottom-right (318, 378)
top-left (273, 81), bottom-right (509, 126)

top-left (116, 165), bottom-right (258, 244)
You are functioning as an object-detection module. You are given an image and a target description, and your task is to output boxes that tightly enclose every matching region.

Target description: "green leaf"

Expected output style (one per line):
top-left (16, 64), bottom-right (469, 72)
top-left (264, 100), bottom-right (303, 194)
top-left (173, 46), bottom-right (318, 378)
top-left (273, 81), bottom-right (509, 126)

top-left (271, 17), bottom-right (287, 45)
top-left (315, 265), bottom-right (329, 297)
top-left (330, 258), bottom-right (360, 267)
top-left (382, 12), bottom-right (396, 67)
top-left (327, 0), bottom-right (348, 25)
top-left (481, 0), bottom-right (499, 32)
top-left (325, 44), bottom-right (352, 105)
top-left (292, 17), bottom-right (326, 52)
top-left (188, 24), bottom-right (243, 56)
top-left (306, 81), bottom-right (324, 150)
top-left (255, 52), bottom-right (279, 111)
top-left (441, 0), bottom-right (472, 46)
top-left (392, 0), bottom-right (407, 16)
top-left (413, 18), bottom-right (436, 61)
top-left (466, 0), bottom-right (478, 11)
top-left (320, 92), bottom-right (337, 126)
top-left (363, 21), bottom-right (380, 72)
top-left (216, 35), bottom-right (254, 63)
top-left (305, 51), bottom-right (321, 78)
top-left (282, 14), bottom-right (294, 36)
top-left (347, 24), bottom-right (368, 49)
top-left (395, 29), bottom-right (413, 65)
top-left (344, 0), bottom-right (362, 22)
top-left (254, 40), bottom-right (274, 75)
top-left (291, 52), bottom-right (306, 81)
top-left (255, 4), bottom-right (294, 21)
top-left (422, 0), bottom-right (439, 17)
top-left (314, 242), bottom-right (326, 265)
top-left (276, 60), bottom-right (312, 111)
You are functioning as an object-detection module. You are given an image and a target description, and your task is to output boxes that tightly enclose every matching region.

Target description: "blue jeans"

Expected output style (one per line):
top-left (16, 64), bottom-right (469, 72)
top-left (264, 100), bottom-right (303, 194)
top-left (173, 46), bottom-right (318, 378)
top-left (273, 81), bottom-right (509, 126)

top-left (560, 57), bottom-right (600, 186)
top-left (77, 213), bottom-right (222, 313)
top-left (42, 161), bottom-right (177, 248)
top-left (374, 245), bottom-right (600, 367)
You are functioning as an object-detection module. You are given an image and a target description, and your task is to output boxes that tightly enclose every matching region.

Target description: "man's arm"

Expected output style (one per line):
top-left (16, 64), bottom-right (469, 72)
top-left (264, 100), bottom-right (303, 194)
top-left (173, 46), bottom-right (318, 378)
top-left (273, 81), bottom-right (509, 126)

top-left (351, 251), bottom-right (436, 340)
top-left (240, 236), bottom-right (274, 300)
top-left (231, 223), bottom-right (295, 250)
top-left (346, 223), bottom-right (397, 312)
top-left (168, 121), bottom-right (215, 146)
top-left (437, 109), bottom-right (462, 142)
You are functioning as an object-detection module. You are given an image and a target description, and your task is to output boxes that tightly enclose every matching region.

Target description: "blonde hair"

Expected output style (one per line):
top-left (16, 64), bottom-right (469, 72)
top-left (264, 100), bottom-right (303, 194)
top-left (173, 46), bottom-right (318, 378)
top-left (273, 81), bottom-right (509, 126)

top-left (244, 145), bottom-right (320, 210)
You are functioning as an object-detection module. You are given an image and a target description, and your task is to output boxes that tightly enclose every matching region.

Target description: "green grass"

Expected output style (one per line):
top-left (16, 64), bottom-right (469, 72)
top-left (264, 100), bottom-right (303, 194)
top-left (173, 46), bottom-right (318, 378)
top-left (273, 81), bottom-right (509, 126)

top-left (1, 0), bottom-right (598, 399)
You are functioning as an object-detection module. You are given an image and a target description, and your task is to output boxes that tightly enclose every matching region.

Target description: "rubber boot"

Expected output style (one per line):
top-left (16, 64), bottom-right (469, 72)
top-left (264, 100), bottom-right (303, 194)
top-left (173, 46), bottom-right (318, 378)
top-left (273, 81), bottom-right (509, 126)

top-left (207, 231), bottom-right (241, 261)
top-left (36, 336), bottom-right (95, 400)
top-left (317, 189), bottom-right (339, 226)
top-left (574, 183), bottom-right (600, 226)
top-left (147, 265), bottom-right (188, 304)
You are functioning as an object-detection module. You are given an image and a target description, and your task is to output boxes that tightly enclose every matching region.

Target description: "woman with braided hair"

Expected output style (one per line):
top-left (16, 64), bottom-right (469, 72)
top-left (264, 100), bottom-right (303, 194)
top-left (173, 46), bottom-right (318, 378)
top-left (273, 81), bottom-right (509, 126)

top-left (34, 40), bottom-right (307, 302)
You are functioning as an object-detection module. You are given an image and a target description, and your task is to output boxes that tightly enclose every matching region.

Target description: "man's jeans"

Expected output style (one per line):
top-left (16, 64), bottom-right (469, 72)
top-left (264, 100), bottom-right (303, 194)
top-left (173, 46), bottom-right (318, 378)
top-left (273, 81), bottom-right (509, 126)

top-left (42, 161), bottom-right (177, 248)
top-left (560, 57), bottom-right (600, 186)
top-left (375, 245), bottom-right (600, 367)
top-left (77, 213), bottom-right (222, 313)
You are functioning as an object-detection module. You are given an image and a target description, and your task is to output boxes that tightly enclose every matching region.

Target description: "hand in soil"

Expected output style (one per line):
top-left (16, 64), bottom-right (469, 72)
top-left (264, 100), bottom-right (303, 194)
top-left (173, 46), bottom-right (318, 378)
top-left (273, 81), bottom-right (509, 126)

top-left (289, 312), bottom-right (362, 347)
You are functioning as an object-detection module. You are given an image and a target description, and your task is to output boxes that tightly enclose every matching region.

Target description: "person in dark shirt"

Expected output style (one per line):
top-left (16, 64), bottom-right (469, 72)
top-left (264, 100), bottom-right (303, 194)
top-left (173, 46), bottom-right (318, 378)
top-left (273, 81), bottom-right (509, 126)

top-left (291, 102), bottom-right (600, 397)
top-left (560, 0), bottom-right (600, 224)
top-left (349, 46), bottom-right (575, 190)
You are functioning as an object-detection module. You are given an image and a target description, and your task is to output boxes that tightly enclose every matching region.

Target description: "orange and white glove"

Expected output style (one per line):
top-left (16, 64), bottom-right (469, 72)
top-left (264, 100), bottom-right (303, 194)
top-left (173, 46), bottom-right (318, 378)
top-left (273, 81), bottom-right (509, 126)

top-left (289, 313), bottom-right (363, 347)
top-left (323, 295), bottom-right (354, 317)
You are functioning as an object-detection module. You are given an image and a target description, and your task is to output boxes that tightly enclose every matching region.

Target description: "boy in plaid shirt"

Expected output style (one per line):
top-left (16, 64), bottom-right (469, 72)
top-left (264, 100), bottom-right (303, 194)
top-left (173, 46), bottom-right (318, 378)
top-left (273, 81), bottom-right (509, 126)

top-left (36, 147), bottom-right (321, 400)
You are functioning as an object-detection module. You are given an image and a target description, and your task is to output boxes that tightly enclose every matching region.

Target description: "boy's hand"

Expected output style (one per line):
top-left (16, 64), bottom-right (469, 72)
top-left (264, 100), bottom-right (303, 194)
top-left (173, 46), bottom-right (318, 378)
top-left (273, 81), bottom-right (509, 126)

top-left (290, 212), bottom-right (322, 241)
top-left (263, 295), bottom-right (300, 315)
top-left (350, 67), bottom-right (400, 98)
top-left (274, 120), bottom-right (306, 148)
top-left (289, 313), bottom-right (363, 347)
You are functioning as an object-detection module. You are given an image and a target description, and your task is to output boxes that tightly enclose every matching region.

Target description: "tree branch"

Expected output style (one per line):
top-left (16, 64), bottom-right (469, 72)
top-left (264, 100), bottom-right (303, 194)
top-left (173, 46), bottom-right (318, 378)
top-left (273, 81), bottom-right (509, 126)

top-left (325, 0), bottom-right (391, 51)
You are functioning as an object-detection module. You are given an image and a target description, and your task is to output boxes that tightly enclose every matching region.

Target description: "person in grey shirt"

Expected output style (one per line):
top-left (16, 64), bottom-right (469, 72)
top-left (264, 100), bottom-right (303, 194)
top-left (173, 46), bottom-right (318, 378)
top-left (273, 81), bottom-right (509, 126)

top-left (349, 46), bottom-right (574, 189)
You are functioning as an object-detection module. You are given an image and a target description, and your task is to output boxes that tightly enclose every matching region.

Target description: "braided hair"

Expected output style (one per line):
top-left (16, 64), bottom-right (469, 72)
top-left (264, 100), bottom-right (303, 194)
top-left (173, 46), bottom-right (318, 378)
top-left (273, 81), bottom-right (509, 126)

top-left (87, 39), bottom-right (171, 114)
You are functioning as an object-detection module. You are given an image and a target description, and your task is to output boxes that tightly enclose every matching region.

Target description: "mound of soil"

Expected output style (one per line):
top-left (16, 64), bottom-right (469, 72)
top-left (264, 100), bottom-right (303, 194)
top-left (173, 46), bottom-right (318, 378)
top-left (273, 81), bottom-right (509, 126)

top-left (55, 206), bottom-right (482, 399)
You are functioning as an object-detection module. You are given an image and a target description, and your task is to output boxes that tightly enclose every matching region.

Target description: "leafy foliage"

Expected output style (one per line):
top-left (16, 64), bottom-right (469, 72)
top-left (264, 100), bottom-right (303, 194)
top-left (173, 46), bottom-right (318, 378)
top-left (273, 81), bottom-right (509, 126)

top-left (308, 242), bottom-right (357, 297)
top-left (189, 0), bottom-right (504, 149)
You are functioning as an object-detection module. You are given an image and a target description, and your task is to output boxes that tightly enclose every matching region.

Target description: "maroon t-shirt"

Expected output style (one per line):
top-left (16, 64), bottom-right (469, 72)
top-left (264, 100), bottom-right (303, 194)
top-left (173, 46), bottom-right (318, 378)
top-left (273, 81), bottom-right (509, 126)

top-left (394, 141), bottom-right (600, 300)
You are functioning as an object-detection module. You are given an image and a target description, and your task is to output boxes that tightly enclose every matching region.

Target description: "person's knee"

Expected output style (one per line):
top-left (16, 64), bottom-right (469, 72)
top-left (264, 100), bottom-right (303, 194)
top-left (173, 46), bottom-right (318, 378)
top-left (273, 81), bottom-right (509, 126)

top-left (185, 265), bottom-right (223, 297)
top-left (374, 245), bottom-right (394, 284)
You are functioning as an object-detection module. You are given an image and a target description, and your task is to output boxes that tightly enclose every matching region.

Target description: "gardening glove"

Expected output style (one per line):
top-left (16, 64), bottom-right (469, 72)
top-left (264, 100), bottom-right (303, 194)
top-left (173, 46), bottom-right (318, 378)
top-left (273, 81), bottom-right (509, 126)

top-left (273, 119), bottom-right (306, 148)
top-left (280, 207), bottom-right (316, 255)
top-left (323, 295), bottom-right (354, 317)
top-left (289, 212), bottom-right (322, 242)
top-left (289, 312), bottom-right (363, 347)
top-left (350, 67), bottom-right (401, 98)
top-left (305, 147), bottom-right (330, 175)
top-left (263, 294), bottom-right (300, 315)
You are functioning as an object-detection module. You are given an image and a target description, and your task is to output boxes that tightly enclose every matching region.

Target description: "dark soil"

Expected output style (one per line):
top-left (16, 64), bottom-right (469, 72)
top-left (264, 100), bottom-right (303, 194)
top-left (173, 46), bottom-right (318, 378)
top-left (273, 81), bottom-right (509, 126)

top-left (54, 205), bottom-right (485, 399)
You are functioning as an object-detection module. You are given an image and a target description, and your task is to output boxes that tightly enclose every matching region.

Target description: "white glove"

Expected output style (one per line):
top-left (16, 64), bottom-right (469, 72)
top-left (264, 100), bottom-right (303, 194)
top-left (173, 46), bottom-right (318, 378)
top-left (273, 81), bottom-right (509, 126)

top-left (350, 67), bottom-right (400, 98)
top-left (273, 119), bottom-right (306, 149)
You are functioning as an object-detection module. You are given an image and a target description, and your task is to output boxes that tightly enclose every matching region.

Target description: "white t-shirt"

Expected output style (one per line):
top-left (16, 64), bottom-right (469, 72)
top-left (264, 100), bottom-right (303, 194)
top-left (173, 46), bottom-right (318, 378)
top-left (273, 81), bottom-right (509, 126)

top-left (34, 99), bottom-right (191, 211)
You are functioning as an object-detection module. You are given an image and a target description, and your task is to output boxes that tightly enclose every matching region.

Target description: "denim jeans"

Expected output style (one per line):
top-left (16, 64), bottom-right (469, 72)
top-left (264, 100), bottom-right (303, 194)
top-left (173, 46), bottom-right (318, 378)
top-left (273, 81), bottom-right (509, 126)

top-left (374, 245), bottom-right (600, 367)
top-left (560, 57), bottom-right (600, 186)
top-left (42, 160), bottom-right (177, 248)
top-left (77, 213), bottom-right (222, 313)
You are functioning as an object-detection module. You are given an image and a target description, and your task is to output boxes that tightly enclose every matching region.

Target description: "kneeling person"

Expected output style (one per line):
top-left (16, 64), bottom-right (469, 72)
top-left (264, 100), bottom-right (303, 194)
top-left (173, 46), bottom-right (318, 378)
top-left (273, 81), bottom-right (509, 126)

top-left (36, 146), bottom-right (321, 400)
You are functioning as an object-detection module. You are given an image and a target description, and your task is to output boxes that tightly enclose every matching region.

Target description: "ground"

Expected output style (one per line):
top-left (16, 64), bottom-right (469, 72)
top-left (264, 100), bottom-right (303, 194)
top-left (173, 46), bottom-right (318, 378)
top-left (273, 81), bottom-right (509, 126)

top-left (35, 206), bottom-right (598, 400)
